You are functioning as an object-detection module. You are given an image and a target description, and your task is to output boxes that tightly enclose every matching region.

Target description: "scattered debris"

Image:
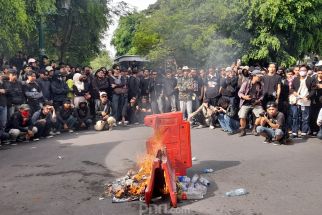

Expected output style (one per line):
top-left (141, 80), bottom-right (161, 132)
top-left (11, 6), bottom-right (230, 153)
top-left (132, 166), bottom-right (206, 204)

top-left (225, 188), bottom-right (248, 197)
top-left (31, 147), bottom-right (37, 149)
top-left (203, 168), bottom-right (214, 173)
top-left (57, 156), bottom-right (64, 159)
top-left (192, 157), bottom-right (197, 161)
top-left (98, 197), bottom-right (105, 200)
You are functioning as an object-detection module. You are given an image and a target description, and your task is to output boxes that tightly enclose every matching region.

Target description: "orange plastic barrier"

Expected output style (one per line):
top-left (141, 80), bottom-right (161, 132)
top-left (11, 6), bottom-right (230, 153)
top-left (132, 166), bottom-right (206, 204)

top-left (144, 112), bottom-right (192, 176)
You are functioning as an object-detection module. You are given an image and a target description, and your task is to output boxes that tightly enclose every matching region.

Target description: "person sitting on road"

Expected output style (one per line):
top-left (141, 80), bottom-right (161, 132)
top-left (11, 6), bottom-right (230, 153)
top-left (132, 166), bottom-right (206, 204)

top-left (56, 99), bottom-right (77, 133)
top-left (7, 104), bottom-right (37, 142)
top-left (74, 101), bottom-right (92, 130)
top-left (188, 99), bottom-right (217, 129)
top-left (256, 102), bottom-right (285, 145)
top-left (216, 97), bottom-right (240, 135)
top-left (137, 96), bottom-right (152, 123)
top-left (31, 101), bottom-right (57, 139)
top-left (127, 97), bottom-right (140, 124)
top-left (94, 92), bottom-right (115, 131)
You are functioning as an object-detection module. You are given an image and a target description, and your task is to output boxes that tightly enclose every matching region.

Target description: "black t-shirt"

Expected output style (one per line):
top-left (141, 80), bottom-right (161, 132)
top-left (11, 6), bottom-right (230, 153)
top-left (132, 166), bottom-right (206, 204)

top-left (267, 112), bottom-right (285, 129)
top-left (140, 78), bottom-right (150, 96)
top-left (262, 74), bottom-right (281, 96)
top-left (205, 74), bottom-right (220, 98)
top-left (193, 76), bottom-right (203, 96)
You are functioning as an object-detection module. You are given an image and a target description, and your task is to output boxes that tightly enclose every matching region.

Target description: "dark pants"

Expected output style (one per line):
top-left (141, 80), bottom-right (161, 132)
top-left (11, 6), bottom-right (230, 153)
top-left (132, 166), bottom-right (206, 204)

top-left (112, 94), bottom-right (128, 121)
top-left (57, 115), bottom-right (78, 131)
top-left (35, 121), bottom-right (52, 138)
top-left (76, 119), bottom-right (92, 130)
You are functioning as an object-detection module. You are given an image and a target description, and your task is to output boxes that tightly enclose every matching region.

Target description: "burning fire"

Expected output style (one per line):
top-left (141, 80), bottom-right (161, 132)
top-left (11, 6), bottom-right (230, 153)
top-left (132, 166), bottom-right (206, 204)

top-left (105, 140), bottom-right (167, 201)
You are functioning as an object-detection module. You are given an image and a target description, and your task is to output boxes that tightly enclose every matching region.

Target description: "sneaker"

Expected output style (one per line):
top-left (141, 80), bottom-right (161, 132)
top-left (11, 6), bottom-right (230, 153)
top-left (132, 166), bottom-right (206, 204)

top-left (33, 138), bottom-right (40, 141)
top-left (46, 135), bottom-right (54, 139)
top-left (49, 131), bottom-right (55, 136)
top-left (273, 140), bottom-right (281, 146)
top-left (300, 133), bottom-right (307, 138)
top-left (134, 122), bottom-right (140, 125)
top-left (209, 125), bottom-right (215, 130)
top-left (252, 129), bottom-right (259, 136)
top-left (55, 131), bottom-right (61, 135)
top-left (196, 125), bottom-right (204, 129)
top-left (118, 121), bottom-right (122, 125)
top-left (124, 121), bottom-right (129, 125)
top-left (239, 129), bottom-right (246, 137)
top-left (227, 131), bottom-right (238, 135)
top-left (290, 133), bottom-right (298, 139)
top-left (263, 137), bottom-right (272, 144)
top-left (68, 129), bottom-right (74, 133)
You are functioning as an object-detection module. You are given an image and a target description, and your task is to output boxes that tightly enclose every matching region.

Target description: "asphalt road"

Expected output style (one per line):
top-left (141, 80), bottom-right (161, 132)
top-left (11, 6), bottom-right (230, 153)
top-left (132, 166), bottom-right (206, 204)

top-left (0, 125), bottom-right (321, 215)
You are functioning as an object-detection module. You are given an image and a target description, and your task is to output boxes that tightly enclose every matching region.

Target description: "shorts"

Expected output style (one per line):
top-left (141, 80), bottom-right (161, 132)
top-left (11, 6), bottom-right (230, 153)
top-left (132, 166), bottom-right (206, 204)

top-left (238, 105), bottom-right (264, 118)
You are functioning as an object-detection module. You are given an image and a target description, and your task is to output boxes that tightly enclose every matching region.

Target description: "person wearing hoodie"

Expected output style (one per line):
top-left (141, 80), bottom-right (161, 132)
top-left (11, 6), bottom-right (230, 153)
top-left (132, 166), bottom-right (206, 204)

top-left (23, 71), bottom-right (44, 114)
top-left (72, 73), bottom-right (91, 108)
top-left (7, 104), bottom-right (37, 142)
top-left (51, 71), bottom-right (69, 110)
top-left (31, 101), bottom-right (57, 138)
top-left (36, 69), bottom-right (51, 102)
top-left (5, 69), bottom-right (25, 118)
top-left (56, 99), bottom-right (77, 133)
top-left (92, 68), bottom-right (110, 107)
top-left (74, 101), bottom-right (92, 130)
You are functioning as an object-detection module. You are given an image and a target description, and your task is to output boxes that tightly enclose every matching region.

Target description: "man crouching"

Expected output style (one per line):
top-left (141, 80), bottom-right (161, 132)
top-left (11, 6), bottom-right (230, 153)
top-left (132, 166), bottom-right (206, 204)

top-left (94, 92), bottom-right (115, 131)
top-left (256, 102), bottom-right (285, 145)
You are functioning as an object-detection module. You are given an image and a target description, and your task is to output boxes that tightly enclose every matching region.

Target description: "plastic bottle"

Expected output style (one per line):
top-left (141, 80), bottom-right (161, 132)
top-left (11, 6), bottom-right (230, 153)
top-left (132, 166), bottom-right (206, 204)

top-left (185, 190), bottom-right (204, 200)
top-left (203, 168), bottom-right (214, 173)
top-left (195, 183), bottom-right (207, 195)
top-left (191, 174), bottom-right (199, 183)
top-left (178, 176), bottom-right (191, 183)
top-left (225, 188), bottom-right (248, 197)
top-left (199, 177), bottom-right (210, 186)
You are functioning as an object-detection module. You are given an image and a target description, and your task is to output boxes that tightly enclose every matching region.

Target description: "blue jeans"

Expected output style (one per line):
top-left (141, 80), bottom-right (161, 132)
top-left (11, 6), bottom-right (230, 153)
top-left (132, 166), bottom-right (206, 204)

top-left (0, 106), bottom-right (7, 131)
top-left (256, 126), bottom-right (284, 139)
top-left (291, 105), bottom-right (310, 134)
top-left (217, 113), bottom-right (239, 132)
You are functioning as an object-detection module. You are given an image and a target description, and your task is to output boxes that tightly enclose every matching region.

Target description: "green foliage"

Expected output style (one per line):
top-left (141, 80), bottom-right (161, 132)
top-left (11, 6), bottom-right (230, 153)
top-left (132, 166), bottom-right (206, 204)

top-left (90, 50), bottom-right (113, 70)
top-left (0, 0), bottom-right (116, 66)
top-left (112, 0), bottom-right (322, 67)
top-left (111, 13), bottom-right (145, 56)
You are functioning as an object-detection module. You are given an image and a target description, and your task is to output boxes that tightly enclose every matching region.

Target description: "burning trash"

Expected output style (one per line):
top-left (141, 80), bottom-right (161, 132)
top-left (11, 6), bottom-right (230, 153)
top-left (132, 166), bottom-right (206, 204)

top-left (104, 112), bottom-right (211, 207)
top-left (105, 155), bottom-right (154, 202)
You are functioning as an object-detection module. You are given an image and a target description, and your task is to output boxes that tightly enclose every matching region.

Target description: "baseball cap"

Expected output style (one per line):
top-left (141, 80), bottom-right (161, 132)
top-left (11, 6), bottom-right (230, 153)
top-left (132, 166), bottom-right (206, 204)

top-left (250, 69), bottom-right (262, 76)
top-left (19, 104), bottom-right (31, 110)
top-left (28, 58), bottom-right (36, 64)
top-left (45, 66), bottom-right (54, 71)
top-left (182, 66), bottom-right (190, 70)
top-left (100, 92), bottom-right (107, 97)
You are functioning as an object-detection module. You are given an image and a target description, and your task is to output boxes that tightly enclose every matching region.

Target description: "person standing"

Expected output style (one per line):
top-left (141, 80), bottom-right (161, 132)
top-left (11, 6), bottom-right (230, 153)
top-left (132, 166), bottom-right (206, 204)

top-left (262, 63), bottom-right (281, 108)
top-left (290, 65), bottom-right (317, 138)
top-left (177, 66), bottom-right (193, 119)
top-left (204, 67), bottom-right (221, 106)
top-left (23, 71), bottom-right (43, 114)
top-left (237, 70), bottom-right (265, 137)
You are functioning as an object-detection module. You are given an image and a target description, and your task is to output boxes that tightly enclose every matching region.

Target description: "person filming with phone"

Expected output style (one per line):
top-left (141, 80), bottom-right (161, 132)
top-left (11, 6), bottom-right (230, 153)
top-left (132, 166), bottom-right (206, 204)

top-left (256, 102), bottom-right (285, 145)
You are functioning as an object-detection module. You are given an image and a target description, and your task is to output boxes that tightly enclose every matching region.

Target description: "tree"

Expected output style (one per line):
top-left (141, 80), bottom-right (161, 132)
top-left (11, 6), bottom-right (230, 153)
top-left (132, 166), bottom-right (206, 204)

top-left (112, 0), bottom-right (322, 67)
top-left (90, 50), bottom-right (113, 70)
top-left (111, 12), bottom-right (145, 56)
top-left (239, 0), bottom-right (322, 66)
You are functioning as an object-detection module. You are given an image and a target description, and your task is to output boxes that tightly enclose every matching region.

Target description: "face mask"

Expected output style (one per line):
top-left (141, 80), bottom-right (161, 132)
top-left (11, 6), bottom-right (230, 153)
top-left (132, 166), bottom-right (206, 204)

top-left (21, 110), bottom-right (30, 118)
top-left (299, 71), bottom-right (307, 77)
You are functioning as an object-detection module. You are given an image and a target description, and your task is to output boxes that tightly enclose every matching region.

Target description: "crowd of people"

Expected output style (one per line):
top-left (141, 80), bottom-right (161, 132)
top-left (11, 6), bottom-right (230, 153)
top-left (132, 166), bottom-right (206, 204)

top-left (0, 53), bottom-right (321, 146)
